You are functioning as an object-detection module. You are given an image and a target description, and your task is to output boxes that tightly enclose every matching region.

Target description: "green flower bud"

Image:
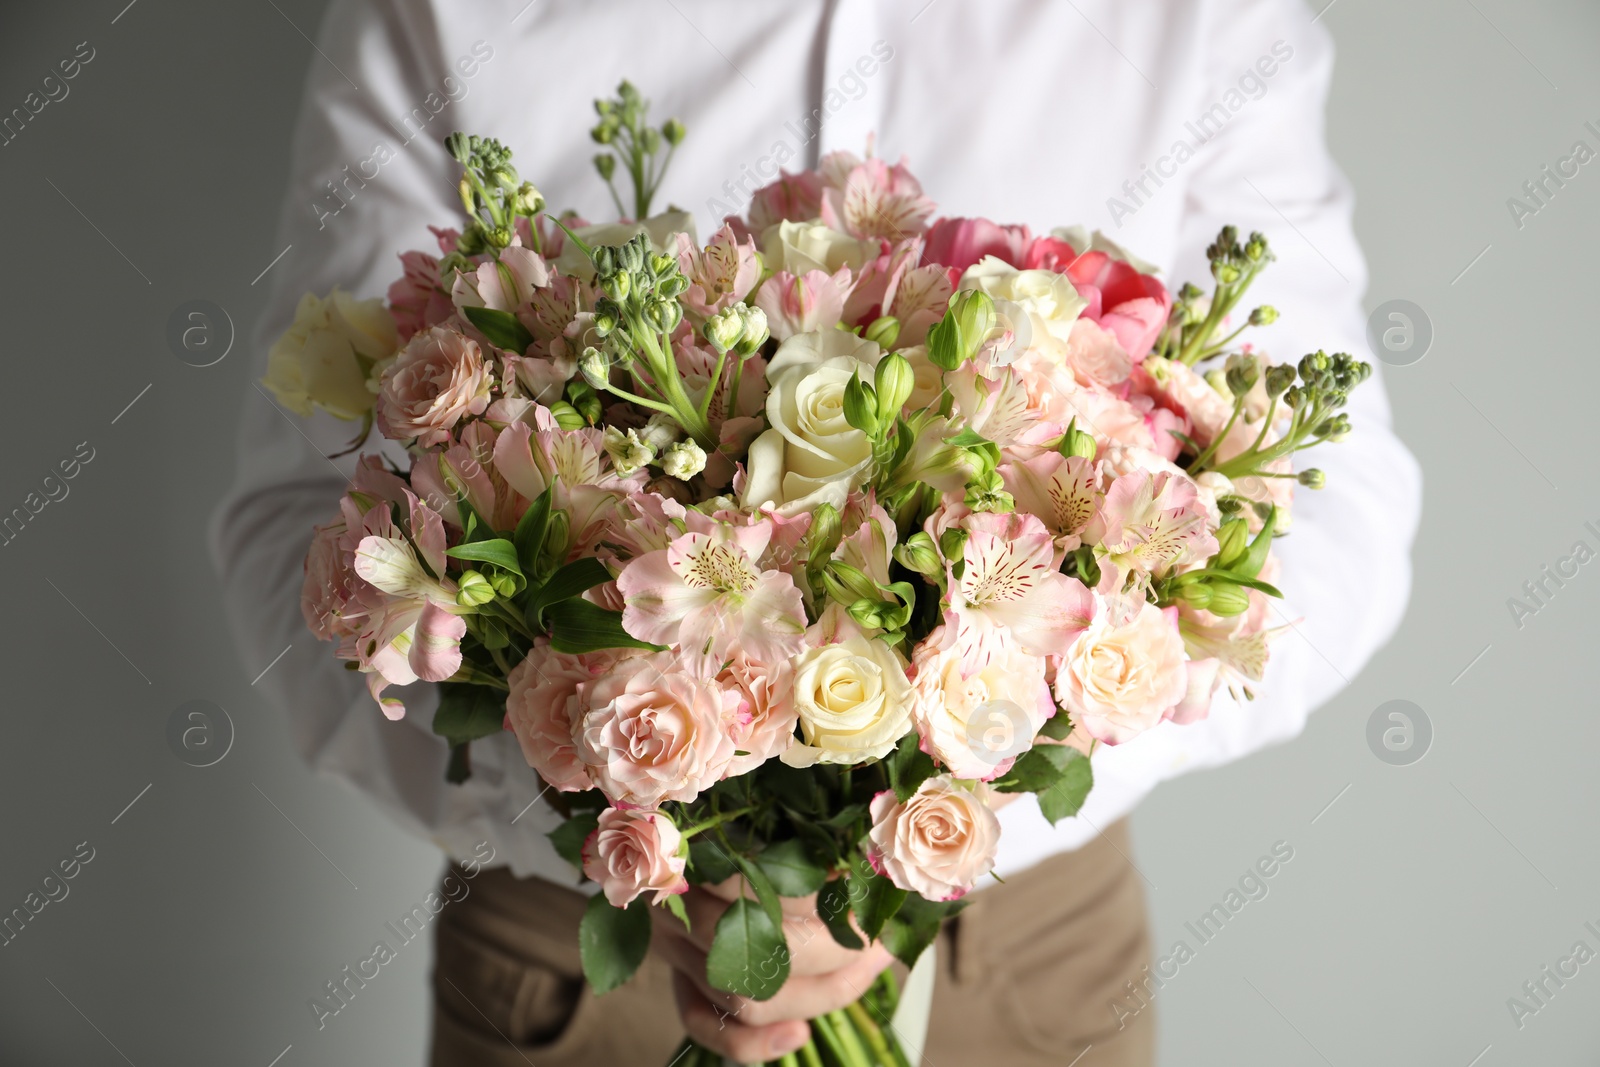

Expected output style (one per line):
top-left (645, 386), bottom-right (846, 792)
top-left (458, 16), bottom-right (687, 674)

top-left (1206, 582), bottom-right (1251, 617)
top-left (1212, 260), bottom-right (1242, 285)
top-left (951, 289), bottom-right (996, 353)
top-left (1245, 232), bottom-right (1270, 263)
top-left (603, 426), bottom-right (655, 476)
top-left (592, 245), bottom-right (618, 277)
top-left (874, 353), bottom-right (914, 421)
top-left (939, 528), bottom-right (968, 565)
top-left (864, 315), bottom-right (901, 351)
top-left (640, 127), bottom-right (661, 155)
top-left (579, 346), bottom-right (611, 390)
top-left (805, 503), bottom-right (842, 563)
top-left (1176, 582), bottom-right (1213, 611)
top-left (590, 122), bottom-right (614, 145)
top-left (1264, 364), bottom-right (1296, 398)
top-left (1298, 468), bottom-right (1326, 489)
top-left (894, 531), bottom-right (942, 576)
top-left (733, 305), bottom-right (769, 356)
top-left (515, 182), bottom-right (545, 216)
top-left (1059, 418), bottom-right (1099, 460)
top-left (617, 236), bottom-right (646, 274)
top-left (842, 374), bottom-right (881, 436)
top-left (703, 306), bottom-right (744, 353)
top-left (593, 153), bottom-right (616, 181)
top-left (573, 387), bottom-right (602, 426)
top-left (600, 270), bottom-right (631, 302)
top-left (491, 572), bottom-right (520, 598)
top-left (1214, 517), bottom-right (1250, 568)
top-left (547, 401), bottom-right (587, 430)
top-left (662, 118), bottom-right (686, 146)
top-left (1298, 351), bottom-right (1330, 381)
top-left (1249, 305), bottom-right (1278, 327)
top-left (645, 296), bottom-right (682, 334)
top-left (1224, 353), bottom-right (1259, 397)
top-left (445, 132), bottom-right (473, 165)
top-left (455, 571), bottom-right (496, 608)
top-left (649, 252), bottom-right (677, 277)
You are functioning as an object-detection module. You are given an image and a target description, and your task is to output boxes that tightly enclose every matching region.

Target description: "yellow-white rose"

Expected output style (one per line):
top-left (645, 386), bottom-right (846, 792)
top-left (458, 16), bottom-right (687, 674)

top-left (781, 616), bottom-right (913, 767)
top-left (762, 219), bottom-right (881, 277)
top-left (554, 210), bottom-right (696, 281)
top-left (263, 290), bottom-right (399, 420)
top-left (741, 329), bottom-right (882, 514)
top-left (959, 256), bottom-right (1087, 346)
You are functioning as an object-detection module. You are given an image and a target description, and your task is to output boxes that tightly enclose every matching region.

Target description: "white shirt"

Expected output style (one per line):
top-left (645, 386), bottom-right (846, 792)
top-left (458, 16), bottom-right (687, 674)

top-left (210, 0), bottom-right (1421, 884)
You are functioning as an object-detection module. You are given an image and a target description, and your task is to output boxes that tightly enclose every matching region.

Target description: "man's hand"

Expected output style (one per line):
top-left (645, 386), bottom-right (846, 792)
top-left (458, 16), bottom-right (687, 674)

top-left (652, 878), bottom-right (893, 1064)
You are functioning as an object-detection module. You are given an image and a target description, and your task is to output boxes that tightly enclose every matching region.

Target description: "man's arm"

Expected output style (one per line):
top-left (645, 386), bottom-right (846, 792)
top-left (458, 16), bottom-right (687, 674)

top-left (208, 0), bottom-right (572, 880)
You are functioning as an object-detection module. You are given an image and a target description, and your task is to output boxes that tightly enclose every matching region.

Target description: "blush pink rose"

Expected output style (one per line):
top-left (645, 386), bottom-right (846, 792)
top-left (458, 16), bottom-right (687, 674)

top-left (721, 655), bottom-right (798, 777)
top-left (866, 777), bottom-right (1000, 901)
top-left (581, 807), bottom-right (689, 908)
top-left (376, 326), bottom-right (492, 447)
top-left (921, 217), bottom-right (1032, 274)
top-left (504, 641), bottom-right (618, 793)
top-left (576, 653), bottom-right (741, 808)
top-left (1055, 599), bottom-right (1189, 745)
top-left (909, 635), bottom-right (1055, 781)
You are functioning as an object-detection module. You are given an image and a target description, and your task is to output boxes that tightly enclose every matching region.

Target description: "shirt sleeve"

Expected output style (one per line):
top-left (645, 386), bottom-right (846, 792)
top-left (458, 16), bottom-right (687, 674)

top-left (995, 0), bottom-right (1422, 869)
top-left (207, 0), bottom-right (579, 882)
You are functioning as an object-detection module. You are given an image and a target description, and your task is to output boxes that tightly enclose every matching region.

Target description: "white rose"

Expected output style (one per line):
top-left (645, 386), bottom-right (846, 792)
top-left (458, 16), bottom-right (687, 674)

top-left (898, 344), bottom-right (944, 413)
top-left (910, 639), bottom-right (1054, 780)
top-left (762, 219), bottom-right (881, 277)
top-left (959, 256), bottom-right (1087, 346)
top-left (781, 620), bottom-right (913, 767)
top-left (867, 776), bottom-right (1000, 901)
top-left (555, 210), bottom-right (697, 280)
top-left (741, 329), bottom-right (883, 514)
top-left (263, 290), bottom-right (398, 419)
top-left (1055, 599), bottom-right (1188, 745)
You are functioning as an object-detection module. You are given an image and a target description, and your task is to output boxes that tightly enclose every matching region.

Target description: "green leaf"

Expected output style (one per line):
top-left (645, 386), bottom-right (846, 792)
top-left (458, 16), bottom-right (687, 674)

top-left (733, 855), bottom-right (785, 930)
top-left (688, 839), bottom-right (738, 885)
top-left (663, 892), bottom-right (690, 933)
top-left (817, 877), bottom-right (863, 950)
top-left (1229, 506), bottom-right (1277, 579)
top-left (1037, 749), bottom-right (1093, 825)
top-left (463, 305), bottom-right (534, 354)
top-left (513, 485), bottom-right (554, 580)
top-left (431, 682), bottom-right (507, 747)
top-left (548, 811), bottom-right (599, 870)
top-left (445, 537), bottom-right (523, 576)
top-left (579, 894), bottom-right (652, 995)
top-left (887, 732), bottom-right (938, 803)
top-left (1036, 713), bottom-right (1074, 741)
top-left (945, 428), bottom-right (991, 448)
top-left (758, 839), bottom-right (829, 898)
top-left (705, 897), bottom-right (790, 1001)
top-left (525, 557), bottom-right (613, 629)
top-left (545, 598), bottom-right (664, 654)
top-left (849, 857), bottom-right (906, 942)
top-left (993, 744), bottom-right (1075, 794)
top-left (879, 894), bottom-right (946, 969)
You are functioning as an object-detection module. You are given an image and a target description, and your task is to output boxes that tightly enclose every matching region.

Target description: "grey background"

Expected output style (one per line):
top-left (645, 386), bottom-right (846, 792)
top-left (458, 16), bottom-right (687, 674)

top-left (0, 1), bottom-right (1592, 1065)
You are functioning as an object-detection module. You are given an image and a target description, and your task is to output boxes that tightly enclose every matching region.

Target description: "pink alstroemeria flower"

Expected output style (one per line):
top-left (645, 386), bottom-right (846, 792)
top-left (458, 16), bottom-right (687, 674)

top-left (1091, 469), bottom-right (1220, 593)
top-left (676, 225), bottom-right (760, 323)
top-left (753, 268), bottom-right (853, 341)
top-left (616, 520), bottom-right (808, 666)
top-left (818, 152), bottom-right (937, 241)
top-left (942, 510), bottom-right (1094, 674)
top-left (998, 451), bottom-right (1102, 561)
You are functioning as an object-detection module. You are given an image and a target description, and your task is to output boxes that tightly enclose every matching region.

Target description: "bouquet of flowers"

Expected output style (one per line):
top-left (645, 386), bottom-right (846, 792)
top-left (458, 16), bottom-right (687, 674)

top-left (270, 81), bottom-right (1369, 1067)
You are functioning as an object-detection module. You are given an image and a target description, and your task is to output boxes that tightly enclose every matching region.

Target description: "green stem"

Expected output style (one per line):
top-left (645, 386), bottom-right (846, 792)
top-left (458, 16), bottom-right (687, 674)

top-left (699, 345), bottom-right (730, 421)
top-left (1188, 393), bottom-right (1247, 472)
top-left (811, 1013), bottom-right (856, 1067)
top-left (827, 1010), bottom-right (873, 1066)
top-left (844, 1002), bottom-right (895, 1065)
top-left (678, 805), bottom-right (756, 839)
top-left (796, 1037), bottom-right (826, 1067)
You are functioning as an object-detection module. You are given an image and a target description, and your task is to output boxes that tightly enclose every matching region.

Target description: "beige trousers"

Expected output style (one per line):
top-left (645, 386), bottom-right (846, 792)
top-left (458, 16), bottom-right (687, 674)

top-left (430, 820), bottom-right (1155, 1066)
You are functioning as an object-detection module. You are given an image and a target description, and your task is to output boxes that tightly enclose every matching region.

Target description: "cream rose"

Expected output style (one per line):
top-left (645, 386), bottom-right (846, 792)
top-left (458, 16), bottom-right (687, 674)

top-left (898, 343), bottom-right (944, 413)
top-left (741, 329), bottom-right (882, 514)
top-left (576, 652), bottom-right (740, 808)
top-left (781, 617), bottom-right (913, 768)
top-left (1055, 599), bottom-right (1188, 745)
top-left (867, 777), bottom-right (1000, 901)
top-left (909, 639), bottom-right (1055, 780)
top-left (762, 219), bottom-right (881, 277)
top-left (958, 256), bottom-right (1087, 346)
top-left (375, 326), bottom-right (492, 447)
top-left (554, 209), bottom-right (696, 280)
top-left (263, 289), bottom-right (398, 419)
top-left (581, 807), bottom-right (688, 908)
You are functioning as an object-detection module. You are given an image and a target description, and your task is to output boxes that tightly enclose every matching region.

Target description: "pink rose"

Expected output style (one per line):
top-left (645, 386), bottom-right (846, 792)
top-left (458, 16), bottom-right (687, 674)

top-left (1055, 599), bottom-right (1189, 745)
top-left (376, 326), bottom-right (492, 447)
top-left (1065, 251), bottom-right (1171, 361)
top-left (721, 656), bottom-right (798, 777)
top-left (504, 641), bottom-right (615, 793)
top-left (921, 217), bottom-right (1032, 274)
top-left (576, 653), bottom-right (742, 808)
top-left (909, 634), bottom-right (1055, 780)
top-left (581, 808), bottom-right (688, 908)
top-left (866, 777), bottom-right (1000, 901)
top-left (1021, 234), bottom-right (1077, 273)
